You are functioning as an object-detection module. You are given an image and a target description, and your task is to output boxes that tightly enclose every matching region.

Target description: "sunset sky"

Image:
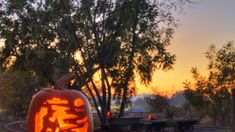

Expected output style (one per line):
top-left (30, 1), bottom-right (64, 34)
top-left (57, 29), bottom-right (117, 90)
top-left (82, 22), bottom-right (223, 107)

top-left (136, 0), bottom-right (235, 95)
top-left (0, 0), bottom-right (234, 96)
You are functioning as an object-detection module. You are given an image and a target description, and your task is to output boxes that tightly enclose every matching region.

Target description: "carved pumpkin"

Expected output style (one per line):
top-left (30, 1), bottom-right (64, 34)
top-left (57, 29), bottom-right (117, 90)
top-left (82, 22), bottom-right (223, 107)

top-left (27, 74), bottom-right (94, 132)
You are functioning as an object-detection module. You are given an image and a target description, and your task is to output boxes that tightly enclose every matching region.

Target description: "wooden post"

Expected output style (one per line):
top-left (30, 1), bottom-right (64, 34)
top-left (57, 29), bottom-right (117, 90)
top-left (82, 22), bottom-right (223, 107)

top-left (232, 88), bottom-right (235, 132)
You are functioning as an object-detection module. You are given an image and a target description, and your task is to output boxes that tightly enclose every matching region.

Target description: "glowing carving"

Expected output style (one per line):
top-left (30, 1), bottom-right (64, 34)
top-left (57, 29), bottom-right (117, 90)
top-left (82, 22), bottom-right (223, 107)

top-left (27, 88), bottom-right (93, 132)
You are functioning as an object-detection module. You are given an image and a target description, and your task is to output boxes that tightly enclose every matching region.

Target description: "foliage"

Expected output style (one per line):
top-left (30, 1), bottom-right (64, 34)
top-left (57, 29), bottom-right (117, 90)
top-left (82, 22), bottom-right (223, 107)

top-left (146, 94), bottom-right (170, 113)
top-left (133, 97), bottom-right (148, 108)
top-left (164, 106), bottom-right (176, 119)
top-left (184, 42), bottom-right (235, 125)
top-left (0, 0), bottom-right (193, 125)
top-left (146, 93), bottom-right (178, 119)
top-left (0, 71), bottom-right (43, 116)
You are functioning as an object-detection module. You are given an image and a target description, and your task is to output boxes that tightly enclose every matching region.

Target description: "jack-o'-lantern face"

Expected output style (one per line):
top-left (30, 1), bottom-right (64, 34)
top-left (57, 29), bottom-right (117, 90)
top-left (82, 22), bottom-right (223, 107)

top-left (27, 88), bottom-right (93, 132)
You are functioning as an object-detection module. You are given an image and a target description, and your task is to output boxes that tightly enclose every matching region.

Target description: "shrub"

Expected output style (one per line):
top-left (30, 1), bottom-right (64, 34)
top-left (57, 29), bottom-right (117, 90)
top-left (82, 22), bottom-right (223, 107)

top-left (0, 71), bottom-right (43, 117)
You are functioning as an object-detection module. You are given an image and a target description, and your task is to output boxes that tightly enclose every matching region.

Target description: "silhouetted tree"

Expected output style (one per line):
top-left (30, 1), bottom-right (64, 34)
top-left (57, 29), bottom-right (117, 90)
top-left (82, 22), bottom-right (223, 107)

top-left (146, 94), bottom-right (170, 113)
top-left (184, 42), bottom-right (235, 125)
top-left (0, 71), bottom-right (43, 116)
top-left (0, 0), bottom-right (193, 125)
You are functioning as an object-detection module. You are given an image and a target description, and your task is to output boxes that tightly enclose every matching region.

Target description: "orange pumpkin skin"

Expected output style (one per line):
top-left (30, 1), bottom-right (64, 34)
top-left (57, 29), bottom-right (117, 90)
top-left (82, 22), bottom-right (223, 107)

top-left (27, 88), bottom-right (94, 132)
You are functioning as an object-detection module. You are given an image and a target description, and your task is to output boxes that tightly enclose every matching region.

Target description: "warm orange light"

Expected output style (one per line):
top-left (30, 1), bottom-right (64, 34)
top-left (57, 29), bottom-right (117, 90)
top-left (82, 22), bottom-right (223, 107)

top-left (147, 113), bottom-right (156, 120)
top-left (107, 111), bottom-right (112, 119)
top-left (27, 88), bottom-right (94, 132)
top-left (34, 97), bottom-right (88, 132)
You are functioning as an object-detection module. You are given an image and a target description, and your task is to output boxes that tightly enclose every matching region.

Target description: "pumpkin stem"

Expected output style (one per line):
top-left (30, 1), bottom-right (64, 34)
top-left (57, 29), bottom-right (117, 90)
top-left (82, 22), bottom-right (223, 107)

top-left (55, 73), bottom-right (76, 89)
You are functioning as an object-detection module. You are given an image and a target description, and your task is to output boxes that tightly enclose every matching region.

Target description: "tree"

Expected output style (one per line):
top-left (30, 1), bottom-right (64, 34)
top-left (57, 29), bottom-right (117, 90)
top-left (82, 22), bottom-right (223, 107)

top-left (184, 42), bottom-right (235, 125)
top-left (146, 93), bottom-right (178, 119)
top-left (146, 94), bottom-right (170, 113)
top-left (133, 97), bottom-right (148, 108)
top-left (0, 0), bottom-right (193, 126)
top-left (0, 70), bottom-right (43, 116)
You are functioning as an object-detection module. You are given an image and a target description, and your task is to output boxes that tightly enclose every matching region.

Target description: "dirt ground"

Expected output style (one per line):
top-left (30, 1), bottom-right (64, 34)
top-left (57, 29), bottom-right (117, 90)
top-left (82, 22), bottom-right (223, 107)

top-left (0, 111), bottom-right (231, 132)
top-left (0, 121), bottom-right (232, 132)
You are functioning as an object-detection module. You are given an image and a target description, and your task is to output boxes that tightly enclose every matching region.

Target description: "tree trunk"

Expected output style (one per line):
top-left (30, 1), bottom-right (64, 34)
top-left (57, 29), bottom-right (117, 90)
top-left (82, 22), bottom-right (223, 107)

top-left (105, 72), bottom-right (112, 112)
top-left (75, 69), bottom-right (104, 124)
top-left (118, 87), bottom-right (127, 117)
top-left (118, 2), bottom-right (139, 117)
top-left (101, 67), bottom-right (107, 121)
top-left (212, 114), bottom-right (217, 125)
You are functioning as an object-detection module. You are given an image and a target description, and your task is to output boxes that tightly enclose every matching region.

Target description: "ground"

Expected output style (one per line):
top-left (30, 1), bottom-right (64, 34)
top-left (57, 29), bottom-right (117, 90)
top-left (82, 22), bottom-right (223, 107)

top-left (0, 110), bottom-right (231, 132)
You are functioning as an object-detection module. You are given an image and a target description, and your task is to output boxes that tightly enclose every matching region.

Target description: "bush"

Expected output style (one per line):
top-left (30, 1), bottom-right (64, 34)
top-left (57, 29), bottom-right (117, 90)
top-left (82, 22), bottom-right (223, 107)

top-left (0, 71), bottom-right (43, 117)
